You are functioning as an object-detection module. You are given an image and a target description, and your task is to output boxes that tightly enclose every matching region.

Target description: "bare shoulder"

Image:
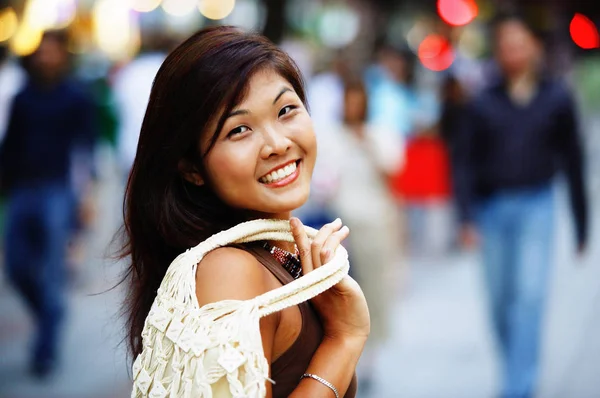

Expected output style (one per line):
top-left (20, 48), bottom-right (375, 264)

top-left (195, 246), bottom-right (273, 307)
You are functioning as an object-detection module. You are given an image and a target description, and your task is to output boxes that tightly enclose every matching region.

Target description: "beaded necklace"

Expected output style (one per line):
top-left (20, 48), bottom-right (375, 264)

top-left (262, 242), bottom-right (303, 279)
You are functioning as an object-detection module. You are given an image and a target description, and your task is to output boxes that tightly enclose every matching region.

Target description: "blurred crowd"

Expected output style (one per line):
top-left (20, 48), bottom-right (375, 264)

top-left (1, 0), bottom-right (599, 397)
top-left (299, 14), bottom-right (590, 398)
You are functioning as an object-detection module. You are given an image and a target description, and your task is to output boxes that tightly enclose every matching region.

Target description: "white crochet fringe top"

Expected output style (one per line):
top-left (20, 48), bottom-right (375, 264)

top-left (130, 219), bottom-right (350, 398)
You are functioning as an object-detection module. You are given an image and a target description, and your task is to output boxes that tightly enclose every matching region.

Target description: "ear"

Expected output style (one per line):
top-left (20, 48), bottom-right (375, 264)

top-left (178, 159), bottom-right (204, 186)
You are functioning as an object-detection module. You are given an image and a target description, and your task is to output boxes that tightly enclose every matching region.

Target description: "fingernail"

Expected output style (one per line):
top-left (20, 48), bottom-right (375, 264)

top-left (334, 218), bottom-right (341, 224)
top-left (290, 218), bottom-right (298, 228)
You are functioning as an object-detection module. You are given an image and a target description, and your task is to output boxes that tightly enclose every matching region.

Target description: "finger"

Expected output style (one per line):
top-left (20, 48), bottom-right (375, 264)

top-left (290, 217), bottom-right (314, 274)
top-left (320, 226), bottom-right (350, 264)
top-left (311, 218), bottom-right (343, 269)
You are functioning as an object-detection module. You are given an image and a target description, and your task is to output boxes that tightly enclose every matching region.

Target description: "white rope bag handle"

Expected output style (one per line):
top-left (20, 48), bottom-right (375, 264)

top-left (132, 219), bottom-right (349, 398)
top-left (159, 218), bottom-right (350, 316)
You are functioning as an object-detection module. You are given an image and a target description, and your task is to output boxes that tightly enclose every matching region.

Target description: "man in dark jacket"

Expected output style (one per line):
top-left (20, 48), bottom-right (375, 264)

top-left (454, 15), bottom-right (588, 398)
top-left (0, 30), bottom-right (96, 377)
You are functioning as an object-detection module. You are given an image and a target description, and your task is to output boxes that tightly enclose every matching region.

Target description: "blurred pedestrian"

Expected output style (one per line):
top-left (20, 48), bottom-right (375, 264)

top-left (365, 43), bottom-right (417, 139)
top-left (0, 30), bottom-right (96, 378)
top-left (454, 14), bottom-right (588, 398)
top-left (438, 74), bottom-right (469, 251)
top-left (326, 79), bottom-right (402, 391)
top-left (439, 74), bottom-right (468, 159)
top-left (0, 45), bottom-right (25, 144)
top-left (112, 32), bottom-right (172, 178)
top-left (300, 51), bottom-right (350, 229)
top-left (0, 44), bottom-right (24, 240)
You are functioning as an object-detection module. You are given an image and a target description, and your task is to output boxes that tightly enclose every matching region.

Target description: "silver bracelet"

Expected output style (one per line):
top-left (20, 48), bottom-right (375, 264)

top-left (300, 373), bottom-right (340, 398)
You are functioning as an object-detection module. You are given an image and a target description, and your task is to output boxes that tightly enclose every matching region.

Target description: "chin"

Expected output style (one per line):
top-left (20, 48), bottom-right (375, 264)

top-left (270, 198), bottom-right (309, 215)
top-left (257, 192), bottom-right (310, 218)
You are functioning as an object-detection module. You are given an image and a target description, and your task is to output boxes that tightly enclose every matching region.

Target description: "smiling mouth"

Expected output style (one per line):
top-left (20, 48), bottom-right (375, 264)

top-left (259, 160), bottom-right (300, 185)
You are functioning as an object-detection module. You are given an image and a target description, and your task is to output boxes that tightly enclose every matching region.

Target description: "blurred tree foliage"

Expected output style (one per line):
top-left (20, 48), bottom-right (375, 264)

top-left (574, 56), bottom-right (600, 111)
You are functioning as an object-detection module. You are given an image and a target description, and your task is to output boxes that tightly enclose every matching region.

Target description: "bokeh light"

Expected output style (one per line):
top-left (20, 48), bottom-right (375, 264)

top-left (198, 0), bottom-right (235, 20)
top-left (222, 0), bottom-right (265, 31)
top-left (161, 0), bottom-right (197, 17)
top-left (406, 19), bottom-right (431, 53)
top-left (458, 23), bottom-right (486, 58)
top-left (164, 7), bottom-right (203, 34)
top-left (418, 34), bottom-right (454, 71)
top-left (285, 0), bottom-right (320, 35)
top-left (93, 0), bottom-right (140, 60)
top-left (318, 4), bottom-right (360, 48)
top-left (570, 13), bottom-right (600, 49)
top-left (0, 6), bottom-right (18, 43)
top-left (131, 0), bottom-right (162, 13)
top-left (9, 22), bottom-right (43, 56)
top-left (25, 0), bottom-right (77, 30)
top-left (437, 0), bottom-right (478, 27)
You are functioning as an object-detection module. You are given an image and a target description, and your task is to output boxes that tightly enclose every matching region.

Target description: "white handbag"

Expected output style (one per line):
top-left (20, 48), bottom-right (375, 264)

top-left (131, 219), bottom-right (350, 398)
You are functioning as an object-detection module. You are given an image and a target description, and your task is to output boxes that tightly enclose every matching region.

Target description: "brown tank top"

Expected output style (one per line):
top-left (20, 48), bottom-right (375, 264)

top-left (243, 243), bottom-right (358, 398)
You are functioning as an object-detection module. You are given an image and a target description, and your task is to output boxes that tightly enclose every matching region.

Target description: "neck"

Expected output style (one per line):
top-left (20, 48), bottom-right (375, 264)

top-left (506, 68), bottom-right (537, 87)
top-left (269, 211), bottom-right (292, 221)
top-left (345, 121), bottom-right (366, 137)
top-left (262, 211), bottom-right (296, 253)
top-left (505, 68), bottom-right (539, 105)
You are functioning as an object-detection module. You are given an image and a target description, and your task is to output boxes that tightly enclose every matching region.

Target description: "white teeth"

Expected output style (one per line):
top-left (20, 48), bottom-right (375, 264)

top-left (260, 162), bottom-right (297, 184)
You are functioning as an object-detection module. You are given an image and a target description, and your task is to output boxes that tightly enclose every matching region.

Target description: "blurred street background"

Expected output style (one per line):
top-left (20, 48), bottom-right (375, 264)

top-left (1, 0), bottom-right (600, 397)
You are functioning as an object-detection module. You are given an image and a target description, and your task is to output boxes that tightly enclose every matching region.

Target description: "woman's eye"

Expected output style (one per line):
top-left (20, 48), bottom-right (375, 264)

top-left (227, 125), bottom-right (249, 137)
top-left (278, 105), bottom-right (297, 117)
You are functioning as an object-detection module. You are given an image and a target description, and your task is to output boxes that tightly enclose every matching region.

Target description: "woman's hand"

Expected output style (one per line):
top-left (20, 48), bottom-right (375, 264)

top-left (290, 217), bottom-right (370, 341)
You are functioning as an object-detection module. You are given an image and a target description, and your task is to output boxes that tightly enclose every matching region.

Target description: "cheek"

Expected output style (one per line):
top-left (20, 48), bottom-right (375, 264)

top-left (205, 147), bottom-right (256, 192)
top-left (306, 130), bottom-right (317, 161)
top-left (292, 114), bottom-right (317, 153)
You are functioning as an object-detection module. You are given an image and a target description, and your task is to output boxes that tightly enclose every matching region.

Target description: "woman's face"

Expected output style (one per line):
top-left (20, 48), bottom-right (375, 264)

top-left (199, 69), bottom-right (316, 219)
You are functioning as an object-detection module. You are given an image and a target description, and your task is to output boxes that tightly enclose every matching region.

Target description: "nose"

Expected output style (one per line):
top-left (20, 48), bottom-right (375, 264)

top-left (260, 125), bottom-right (292, 159)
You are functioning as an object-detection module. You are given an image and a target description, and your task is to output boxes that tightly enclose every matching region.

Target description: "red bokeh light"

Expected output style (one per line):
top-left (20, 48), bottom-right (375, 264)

top-left (570, 13), bottom-right (600, 49)
top-left (418, 35), bottom-right (454, 72)
top-left (437, 0), bottom-right (478, 27)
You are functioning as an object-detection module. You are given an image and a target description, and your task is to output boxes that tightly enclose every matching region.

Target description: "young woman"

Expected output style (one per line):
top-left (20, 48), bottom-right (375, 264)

top-left (121, 26), bottom-right (369, 397)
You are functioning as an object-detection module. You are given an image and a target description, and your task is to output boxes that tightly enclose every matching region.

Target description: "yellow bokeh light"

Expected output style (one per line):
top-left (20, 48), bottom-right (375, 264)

top-left (26, 0), bottom-right (55, 30)
top-left (93, 0), bottom-right (140, 61)
top-left (10, 23), bottom-right (43, 56)
top-left (131, 0), bottom-right (162, 13)
top-left (161, 0), bottom-right (197, 17)
top-left (0, 7), bottom-right (19, 42)
top-left (199, 0), bottom-right (235, 20)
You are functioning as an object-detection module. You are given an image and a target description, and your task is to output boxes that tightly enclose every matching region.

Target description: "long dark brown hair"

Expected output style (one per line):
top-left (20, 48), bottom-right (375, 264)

top-left (120, 26), bottom-right (307, 358)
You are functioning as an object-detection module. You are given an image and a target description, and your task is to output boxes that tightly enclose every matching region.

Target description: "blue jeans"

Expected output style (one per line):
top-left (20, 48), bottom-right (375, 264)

top-left (4, 183), bottom-right (71, 365)
top-left (477, 185), bottom-right (554, 398)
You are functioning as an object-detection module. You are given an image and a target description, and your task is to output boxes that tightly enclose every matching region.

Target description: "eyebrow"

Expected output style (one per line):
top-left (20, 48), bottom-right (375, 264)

top-left (273, 87), bottom-right (293, 104)
top-left (226, 87), bottom-right (293, 119)
top-left (227, 109), bottom-right (249, 118)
